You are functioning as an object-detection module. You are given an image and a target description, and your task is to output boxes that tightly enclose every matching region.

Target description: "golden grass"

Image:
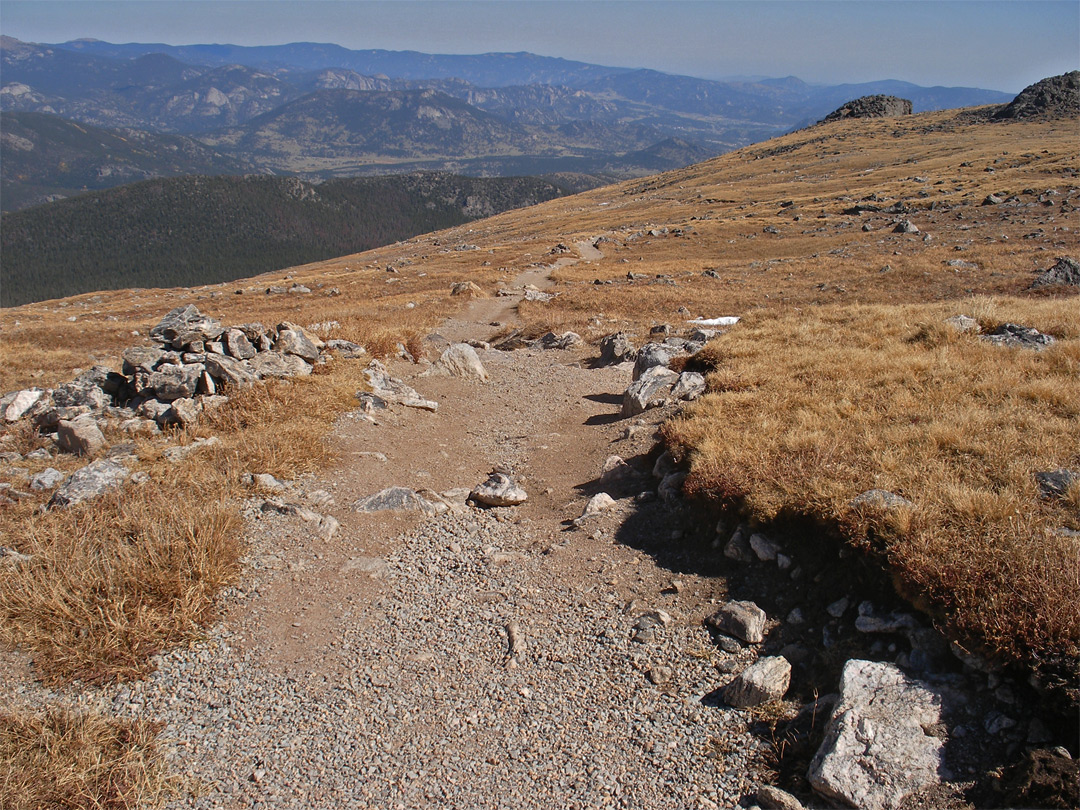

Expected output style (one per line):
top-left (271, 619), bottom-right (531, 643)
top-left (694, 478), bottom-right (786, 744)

top-left (0, 708), bottom-right (174, 810)
top-left (666, 296), bottom-right (1079, 665)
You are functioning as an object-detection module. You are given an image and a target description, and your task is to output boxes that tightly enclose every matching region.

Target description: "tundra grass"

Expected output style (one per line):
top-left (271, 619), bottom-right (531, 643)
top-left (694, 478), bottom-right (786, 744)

top-left (665, 297), bottom-right (1080, 674)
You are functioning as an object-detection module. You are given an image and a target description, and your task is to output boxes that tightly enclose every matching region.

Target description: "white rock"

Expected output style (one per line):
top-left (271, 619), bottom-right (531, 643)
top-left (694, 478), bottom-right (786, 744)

top-left (808, 660), bottom-right (944, 810)
top-left (723, 656), bottom-right (791, 708)
top-left (573, 492), bottom-right (615, 525)
top-left (470, 473), bottom-right (527, 507)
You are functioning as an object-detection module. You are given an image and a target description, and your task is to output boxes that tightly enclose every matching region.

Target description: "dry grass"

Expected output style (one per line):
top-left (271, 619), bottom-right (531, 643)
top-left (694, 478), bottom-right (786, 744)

top-left (0, 708), bottom-right (175, 809)
top-left (665, 296), bottom-right (1080, 665)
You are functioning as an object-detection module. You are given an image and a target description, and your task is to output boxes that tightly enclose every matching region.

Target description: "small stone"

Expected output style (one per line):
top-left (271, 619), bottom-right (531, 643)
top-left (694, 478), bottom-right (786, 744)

top-left (705, 601), bottom-right (767, 644)
top-left (756, 784), bottom-right (807, 810)
top-left (646, 666), bottom-right (673, 685)
top-left (470, 473), bottom-right (527, 507)
top-left (826, 597), bottom-right (850, 618)
top-left (573, 492), bottom-right (616, 526)
top-left (723, 656), bottom-right (791, 708)
top-left (749, 533), bottom-right (781, 562)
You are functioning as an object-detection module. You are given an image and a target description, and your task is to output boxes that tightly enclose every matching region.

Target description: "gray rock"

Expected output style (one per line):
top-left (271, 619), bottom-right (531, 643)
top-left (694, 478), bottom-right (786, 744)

top-left (723, 656), bottom-right (791, 708)
top-left (149, 305), bottom-right (224, 348)
top-left (167, 397), bottom-right (200, 428)
top-left (470, 473), bottom-right (527, 507)
top-left (29, 467), bottom-right (65, 491)
top-left (723, 526), bottom-right (755, 563)
top-left (48, 459), bottom-right (129, 508)
top-left (433, 344), bottom-right (488, 381)
top-left (274, 324), bottom-right (321, 362)
top-left (1030, 256), bottom-right (1079, 288)
top-left (944, 314), bottom-right (979, 333)
top-left (1034, 469), bottom-right (1079, 499)
top-left (2, 388), bottom-right (48, 422)
top-left (325, 339), bottom-right (367, 358)
top-left (353, 487), bottom-right (446, 516)
top-left (362, 361), bottom-right (438, 412)
top-left (705, 601), bottom-right (767, 644)
top-left (121, 346), bottom-right (166, 375)
top-left (539, 332), bottom-right (582, 350)
top-left (52, 379), bottom-right (109, 410)
top-left (204, 354), bottom-right (258, 388)
top-left (597, 332), bottom-right (635, 366)
top-left (808, 660), bottom-right (944, 810)
top-left (658, 471), bottom-right (686, 504)
top-left (223, 328), bottom-right (257, 360)
top-left (137, 399), bottom-right (173, 425)
top-left (573, 492), bottom-right (615, 526)
top-left (56, 416), bottom-right (105, 457)
top-left (161, 437), bottom-right (219, 463)
top-left (646, 666), bottom-right (673, 685)
top-left (980, 323), bottom-right (1055, 350)
top-left (249, 351), bottom-right (312, 379)
top-left (632, 343), bottom-right (672, 381)
top-left (892, 220), bottom-right (920, 234)
top-left (148, 364), bottom-right (203, 400)
top-left (670, 371), bottom-right (706, 401)
top-left (339, 556), bottom-right (390, 578)
top-left (855, 602), bottom-right (920, 634)
top-left (622, 365), bottom-right (679, 417)
top-left (851, 489), bottom-right (915, 511)
top-left (821, 95), bottom-right (913, 122)
top-left (749, 532), bottom-right (782, 562)
top-left (756, 785), bottom-right (807, 810)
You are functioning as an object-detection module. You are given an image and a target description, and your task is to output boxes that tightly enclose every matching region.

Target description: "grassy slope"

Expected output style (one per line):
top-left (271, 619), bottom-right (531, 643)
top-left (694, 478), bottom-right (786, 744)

top-left (0, 105), bottom-right (1077, 805)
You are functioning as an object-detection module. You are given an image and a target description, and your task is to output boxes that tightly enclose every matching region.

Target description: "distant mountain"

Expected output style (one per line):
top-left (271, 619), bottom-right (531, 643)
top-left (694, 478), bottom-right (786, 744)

top-left (0, 36), bottom-right (1015, 193)
top-left (54, 39), bottom-right (632, 88)
top-left (0, 111), bottom-right (248, 211)
top-left (0, 172), bottom-right (578, 306)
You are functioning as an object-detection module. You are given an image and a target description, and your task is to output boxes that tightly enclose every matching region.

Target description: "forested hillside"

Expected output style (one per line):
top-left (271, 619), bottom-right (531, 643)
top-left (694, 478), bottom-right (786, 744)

top-left (1, 172), bottom-right (574, 305)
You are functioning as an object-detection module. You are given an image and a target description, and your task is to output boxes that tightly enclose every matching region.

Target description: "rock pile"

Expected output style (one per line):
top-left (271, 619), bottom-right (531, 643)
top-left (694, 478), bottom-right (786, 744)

top-left (994, 71), bottom-right (1080, 120)
top-left (821, 95), bottom-right (913, 123)
top-left (1, 304), bottom-right (362, 452)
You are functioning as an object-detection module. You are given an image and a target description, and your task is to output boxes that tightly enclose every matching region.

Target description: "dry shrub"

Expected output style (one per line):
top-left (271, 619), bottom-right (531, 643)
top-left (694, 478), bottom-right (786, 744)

top-left (668, 297), bottom-right (1080, 667)
top-left (0, 474), bottom-right (240, 685)
top-left (0, 708), bottom-right (175, 809)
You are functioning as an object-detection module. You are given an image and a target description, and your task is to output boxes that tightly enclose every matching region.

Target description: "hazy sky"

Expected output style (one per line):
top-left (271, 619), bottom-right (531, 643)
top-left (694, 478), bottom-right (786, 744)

top-left (2, 1), bottom-right (1077, 92)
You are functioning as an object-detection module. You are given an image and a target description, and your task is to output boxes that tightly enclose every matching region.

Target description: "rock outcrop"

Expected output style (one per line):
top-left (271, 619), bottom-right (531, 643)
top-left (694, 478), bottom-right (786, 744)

top-left (821, 95), bottom-right (913, 123)
top-left (994, 71), bottom-right (1080, 120)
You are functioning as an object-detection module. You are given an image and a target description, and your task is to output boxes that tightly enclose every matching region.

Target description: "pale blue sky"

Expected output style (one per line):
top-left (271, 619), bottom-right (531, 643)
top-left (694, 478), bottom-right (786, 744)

top-left (1, 1), bottom-right (1077, 92)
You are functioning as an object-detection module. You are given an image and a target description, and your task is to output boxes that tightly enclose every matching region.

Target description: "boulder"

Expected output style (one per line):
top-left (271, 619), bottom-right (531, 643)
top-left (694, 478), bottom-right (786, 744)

top-left (632, 343), bottom-right (672, 381)
top-left (597, 332), bottom-right (635, 366)
top-left (450, 281), bottom-right (487, 297)
top-left (29, 467), bottom-right (65, 491)
top-left (149, 305), bottom-right (224, 348)
top-left (808, 660), bottom-right (944, 810)
top-left (249, 351), bottom-right (312, 379)
top-left (622, 365), bottom-right (679, 417)
top-left (470, 473), bottom-right (528, 507)
top-left (274, 323), bottom-right (321, 362)
top-left (121, 346), bottom-right (165, 375)
top-left (52, 379), bottom-right (109, 410)
top-left (362, 361), bottom-right (437, 411)
top-left (1, 388), bottom-right (48, 422)
top-left (705, 600), bottom-right (767, 644)
top-left (993, 71), bottom-right (1080, 120)
top-left (1034, 469), bottom-right (1079, 500)
top-left (723, 656), bottom-right (791, 708)
top-left (223, 328), bottom-right (257, 360)
top-left (147, 364), bottom-right (203, 400)
top-left (670, 371), bottom-right (706, 401)
top-left (573, 493), bottom-right (616, 526)
top-left (353, 487), bottom-right (447, 516)
top-left (434, 344), bottom-right (488, 381)
top-left (980, 323), bottom-right (1055, 350)
top-left (56, 416), bottom-right (105, 457)
top-left (48, 459), bottom-right (129, 508)
top-left (1030, 256), bottom-right (1079, 288)
top-left (821, 95), bottom-right (913, 123)
top-left (539, 332), bottom-right (582, 350)
top-left (204, 354), bottom-right (258, 387)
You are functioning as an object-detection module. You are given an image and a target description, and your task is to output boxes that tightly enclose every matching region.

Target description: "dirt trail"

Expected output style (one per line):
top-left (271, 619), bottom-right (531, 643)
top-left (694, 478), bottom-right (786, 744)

top-left (125, 239), bottom-right (759, 808)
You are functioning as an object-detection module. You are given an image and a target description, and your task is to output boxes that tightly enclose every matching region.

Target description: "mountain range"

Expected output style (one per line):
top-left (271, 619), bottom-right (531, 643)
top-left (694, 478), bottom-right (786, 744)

top-left (0, 36), bottom-right (1013, 210)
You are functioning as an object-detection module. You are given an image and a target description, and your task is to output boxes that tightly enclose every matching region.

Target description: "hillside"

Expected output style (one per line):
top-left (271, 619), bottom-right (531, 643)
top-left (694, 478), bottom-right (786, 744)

top-left (0, 111), bottom-right (248, 211)
top-left (0, 172), bottom-right (576, 306)
top-left (1, 95), bottom-right (1077, 810)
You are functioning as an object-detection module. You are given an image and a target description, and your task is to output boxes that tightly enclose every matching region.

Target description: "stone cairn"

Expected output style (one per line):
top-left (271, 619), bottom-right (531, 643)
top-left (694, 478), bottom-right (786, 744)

top-left (1, 305), bottom-right (365, 453)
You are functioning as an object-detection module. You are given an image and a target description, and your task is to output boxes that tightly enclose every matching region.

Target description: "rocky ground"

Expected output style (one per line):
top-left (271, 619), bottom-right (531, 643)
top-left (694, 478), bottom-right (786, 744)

top-left (3, 242), bottom-right (1076, 809)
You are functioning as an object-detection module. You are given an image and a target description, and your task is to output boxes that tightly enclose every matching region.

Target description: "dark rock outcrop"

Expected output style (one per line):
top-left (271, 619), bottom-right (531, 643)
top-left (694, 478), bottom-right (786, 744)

top-left (994, 72), bottom-right (1080, 120)
top-left (821, 95), bottom-right (913, 123)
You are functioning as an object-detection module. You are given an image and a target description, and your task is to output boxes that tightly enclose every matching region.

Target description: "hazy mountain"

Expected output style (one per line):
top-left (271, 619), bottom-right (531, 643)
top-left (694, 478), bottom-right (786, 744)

top-left (0, 111), bottom-right (248, 211)
top-left (1, 172), bottom-right (578, 305)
